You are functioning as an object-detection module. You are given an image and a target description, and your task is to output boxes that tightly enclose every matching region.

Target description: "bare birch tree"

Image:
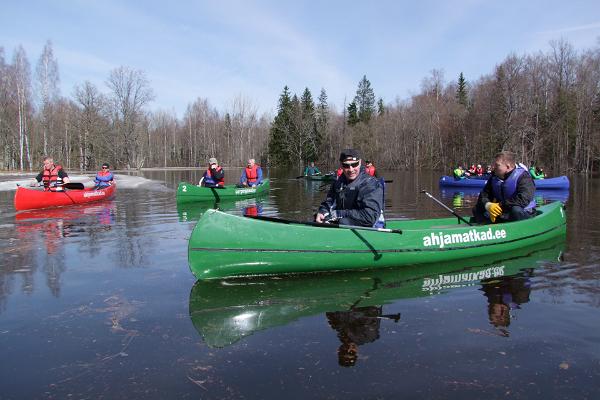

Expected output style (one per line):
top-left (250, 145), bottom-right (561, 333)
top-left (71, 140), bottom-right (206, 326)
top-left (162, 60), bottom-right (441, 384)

top-left (106, 66), bottom-right (154, 169)
top-left (35, 40), bottom-right (60, 156)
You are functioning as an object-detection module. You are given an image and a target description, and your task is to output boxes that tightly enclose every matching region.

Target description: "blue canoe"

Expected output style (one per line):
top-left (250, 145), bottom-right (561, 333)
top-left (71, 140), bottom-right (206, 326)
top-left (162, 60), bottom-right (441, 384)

top-left (439, 175), bottom-right (570, 190)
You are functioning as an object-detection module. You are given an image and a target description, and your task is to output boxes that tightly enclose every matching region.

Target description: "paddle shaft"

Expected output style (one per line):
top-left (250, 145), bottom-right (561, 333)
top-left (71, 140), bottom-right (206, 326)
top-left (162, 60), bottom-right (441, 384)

top-left (245, 214), bottom-right (402, 234)
top-left (421, 190), bottom-right (472, 226)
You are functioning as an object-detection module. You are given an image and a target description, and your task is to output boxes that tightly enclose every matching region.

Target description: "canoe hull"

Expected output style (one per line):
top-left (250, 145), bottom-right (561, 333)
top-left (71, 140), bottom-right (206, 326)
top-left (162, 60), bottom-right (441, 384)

top-left (439, 175), bottom-right (570, 189)
top-left (14, 184), bottom-right (117, 211)
top-left (305, 173), bottom-right (335, 181)
top-left (176, 179), bottom-right (270, 203)
top-left (188, 202), bottom-right (567, 280)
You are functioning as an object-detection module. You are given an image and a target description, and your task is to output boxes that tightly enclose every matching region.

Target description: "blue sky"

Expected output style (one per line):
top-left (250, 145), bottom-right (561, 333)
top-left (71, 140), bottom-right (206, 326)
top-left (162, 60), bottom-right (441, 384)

top-left (1, 0), bottom-right (599, 117)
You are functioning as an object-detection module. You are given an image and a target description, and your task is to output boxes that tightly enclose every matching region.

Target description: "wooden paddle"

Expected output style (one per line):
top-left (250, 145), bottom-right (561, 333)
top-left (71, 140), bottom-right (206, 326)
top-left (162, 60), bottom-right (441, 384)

top-left (244, 214), bottom-right (403, 234)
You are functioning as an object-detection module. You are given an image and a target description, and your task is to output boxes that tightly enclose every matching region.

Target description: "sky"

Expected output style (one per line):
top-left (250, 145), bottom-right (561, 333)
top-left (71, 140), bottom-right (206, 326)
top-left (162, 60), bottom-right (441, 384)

top-left (1, 0), bottom-right (599, 118)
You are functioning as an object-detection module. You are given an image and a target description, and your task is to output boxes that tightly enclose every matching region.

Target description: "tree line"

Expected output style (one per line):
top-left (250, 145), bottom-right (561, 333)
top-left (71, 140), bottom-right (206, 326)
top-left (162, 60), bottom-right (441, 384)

top-left (1, 38), bottom-right (599, 174)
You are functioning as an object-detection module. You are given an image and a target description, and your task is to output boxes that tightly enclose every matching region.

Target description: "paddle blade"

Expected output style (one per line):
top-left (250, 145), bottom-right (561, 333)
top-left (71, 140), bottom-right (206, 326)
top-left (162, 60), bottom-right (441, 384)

top-left (64, 182), bottom-right (85, 190)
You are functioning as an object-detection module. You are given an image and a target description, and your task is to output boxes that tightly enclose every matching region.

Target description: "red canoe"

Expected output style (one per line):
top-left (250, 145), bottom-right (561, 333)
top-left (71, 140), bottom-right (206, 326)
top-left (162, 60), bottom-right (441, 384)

top-left (14, 184), bottom-right (117, 211)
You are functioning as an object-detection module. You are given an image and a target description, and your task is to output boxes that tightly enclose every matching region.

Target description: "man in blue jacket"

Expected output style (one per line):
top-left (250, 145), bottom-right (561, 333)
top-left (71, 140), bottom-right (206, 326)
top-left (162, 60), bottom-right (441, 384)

top-left (315, 149), bottom-right (384, 227)
top-left (473, 151), bottom-right (536, 223)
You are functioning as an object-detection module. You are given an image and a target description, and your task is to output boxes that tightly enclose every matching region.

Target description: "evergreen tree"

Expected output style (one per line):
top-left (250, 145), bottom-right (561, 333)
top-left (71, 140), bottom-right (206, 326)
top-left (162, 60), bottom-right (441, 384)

top-left (316, 88), bottom-right (328, 158)
top-left (268, 86), bottom-right (293, 165)
top-left (347, 101), bottom-right (359, 126)
top-left (377, 97), bottom-right (385, 116)
top-left (456, 72), bottom-right (468, 107)
top-left (354, 75), bottom-right (376, 123)
top-left (300, 87), bottom-right (318, 162)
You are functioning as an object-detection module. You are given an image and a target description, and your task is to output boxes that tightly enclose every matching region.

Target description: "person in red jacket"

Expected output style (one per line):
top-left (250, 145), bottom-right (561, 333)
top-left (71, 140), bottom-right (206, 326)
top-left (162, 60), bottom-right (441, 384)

top-left (364, 160), bottom-right (377, 177)
top-left (31, 156), bottom-right (70, 191)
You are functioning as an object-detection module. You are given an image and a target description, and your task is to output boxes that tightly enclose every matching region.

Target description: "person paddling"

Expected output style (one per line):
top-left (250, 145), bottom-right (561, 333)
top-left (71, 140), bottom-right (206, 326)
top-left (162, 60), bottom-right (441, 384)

top-left (315, 149), bottom-right (385, 228)
top-left (31, 156), bottom-right (70, 191)
top-left (303, 161), bottom-right (321, 176)
top-left (94, 163), bottom-right (114, 189)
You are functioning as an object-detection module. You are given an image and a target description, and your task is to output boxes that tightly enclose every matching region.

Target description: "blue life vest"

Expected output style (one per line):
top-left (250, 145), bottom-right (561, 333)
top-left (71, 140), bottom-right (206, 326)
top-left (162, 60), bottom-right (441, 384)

top-left (490, 168), bottom-right (536, 210)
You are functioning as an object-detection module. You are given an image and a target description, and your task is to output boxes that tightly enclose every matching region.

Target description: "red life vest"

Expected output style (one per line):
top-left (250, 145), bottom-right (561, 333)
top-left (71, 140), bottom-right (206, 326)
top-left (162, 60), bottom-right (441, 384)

top-left (245, 165), bottom-right (259, 183)
top-left (365, 165), bottom-right (376, 176)
top-left (475, 166), bottom-right (484, 176)
top-left (336, 168), bottom-right (343, 177)
top-left (42, 164), bottom-right (64, 191)
top-left (205, 166), bottom-right (224, 186)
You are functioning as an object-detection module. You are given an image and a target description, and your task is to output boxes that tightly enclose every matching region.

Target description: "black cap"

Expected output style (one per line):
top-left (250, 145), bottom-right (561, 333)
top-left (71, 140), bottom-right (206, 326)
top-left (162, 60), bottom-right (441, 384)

top-left (339, 149), bottom-right (360, 162)
top-left (102, 163), bottom-right (109, 168)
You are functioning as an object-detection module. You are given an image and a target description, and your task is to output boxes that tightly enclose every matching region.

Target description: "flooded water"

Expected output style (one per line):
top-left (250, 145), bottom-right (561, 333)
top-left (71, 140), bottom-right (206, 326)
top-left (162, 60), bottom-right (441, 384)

top-left (1, 169), bottom-right (599, 399)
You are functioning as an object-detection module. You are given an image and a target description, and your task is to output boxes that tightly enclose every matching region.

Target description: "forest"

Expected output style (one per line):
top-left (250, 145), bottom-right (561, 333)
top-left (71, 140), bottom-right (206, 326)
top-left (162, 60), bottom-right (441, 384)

top-left (1, 38), bottom-right (599, 174)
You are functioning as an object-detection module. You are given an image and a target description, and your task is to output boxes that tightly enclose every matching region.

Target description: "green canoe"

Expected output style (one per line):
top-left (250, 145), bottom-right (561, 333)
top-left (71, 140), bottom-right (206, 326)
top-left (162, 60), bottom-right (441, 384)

top-left (305, 173), bottom-right (336, 181)
top-left (188, 201), bottom-right (566, 280)
top-left (176, 179), bottom-right (270, 203)
top-left (189, 240), bottom-right (564, 347)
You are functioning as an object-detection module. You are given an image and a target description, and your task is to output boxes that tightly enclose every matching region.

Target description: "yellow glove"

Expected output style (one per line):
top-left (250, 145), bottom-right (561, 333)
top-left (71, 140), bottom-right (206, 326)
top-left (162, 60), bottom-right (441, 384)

top-left (485, 202), bottom-right (503, 222)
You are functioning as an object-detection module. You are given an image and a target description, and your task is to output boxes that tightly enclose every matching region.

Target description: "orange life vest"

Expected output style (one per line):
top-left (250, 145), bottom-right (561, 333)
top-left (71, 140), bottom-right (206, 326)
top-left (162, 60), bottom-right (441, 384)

top-left (42, 164), bottom-right (64, 191)
top-left (245, 165), bottom-right (259, 183)
top-left (205, 166), bottom-right (224, 186)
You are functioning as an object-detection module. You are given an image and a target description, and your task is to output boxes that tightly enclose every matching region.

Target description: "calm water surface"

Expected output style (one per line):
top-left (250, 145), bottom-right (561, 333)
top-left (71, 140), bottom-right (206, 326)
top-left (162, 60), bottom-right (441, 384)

top-left (1, 169), bottom-right (599, 399)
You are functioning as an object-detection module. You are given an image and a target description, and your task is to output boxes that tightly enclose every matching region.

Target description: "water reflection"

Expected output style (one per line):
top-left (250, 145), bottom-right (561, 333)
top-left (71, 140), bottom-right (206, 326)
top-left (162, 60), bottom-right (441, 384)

top-left (327, 306), bottom-right (400, 367)
top-left (189, 240), bottom-right (564, 355)
top-left (481, 270), bottom-right (535, 336)
top-left (1, 201), bottom-right (117, 307)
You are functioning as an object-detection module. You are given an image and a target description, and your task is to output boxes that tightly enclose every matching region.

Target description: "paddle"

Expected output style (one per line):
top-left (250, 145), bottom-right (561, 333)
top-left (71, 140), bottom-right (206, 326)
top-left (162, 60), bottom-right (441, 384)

top-left (63, 182), bottom-right (85, 190)
top-left (17, 182), bottom-right (85, 190)
top-left (420, 189), bottom-right (472, 226)
top-left (295, 175), bottom-right (306, 179)
top-left (245, 214), bottom-right (402, 234)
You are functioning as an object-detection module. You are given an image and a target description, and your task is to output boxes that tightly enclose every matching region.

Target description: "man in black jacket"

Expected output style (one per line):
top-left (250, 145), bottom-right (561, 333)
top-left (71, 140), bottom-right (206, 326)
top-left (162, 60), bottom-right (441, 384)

top-left (315, 149), bottom-right (384, 227)
top-left (473, 151), bottom-right (536, 223)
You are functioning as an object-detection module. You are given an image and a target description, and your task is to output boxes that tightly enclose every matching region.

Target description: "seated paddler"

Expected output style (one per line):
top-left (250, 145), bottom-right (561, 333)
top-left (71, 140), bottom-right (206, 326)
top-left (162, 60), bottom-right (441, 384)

top-left (472, 151), bottom-right (536, 224)
top-left (315, 149), bottom-right (385, 228)
top-left (304, 161), bottom-right (321, 176)
top-left (94, 163), bottom-right (114, 189)
top-left (239, 158), bottom-right (263, 187)
top-left (200, 157), bottom-right (225, 188)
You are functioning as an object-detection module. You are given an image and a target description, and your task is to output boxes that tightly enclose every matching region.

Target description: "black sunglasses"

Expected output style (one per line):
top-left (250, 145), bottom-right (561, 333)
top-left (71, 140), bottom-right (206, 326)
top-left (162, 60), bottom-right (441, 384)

top-left (342, 161), bottom-right (360, 169)
top-left (102, 166), bottom-right (108, 169)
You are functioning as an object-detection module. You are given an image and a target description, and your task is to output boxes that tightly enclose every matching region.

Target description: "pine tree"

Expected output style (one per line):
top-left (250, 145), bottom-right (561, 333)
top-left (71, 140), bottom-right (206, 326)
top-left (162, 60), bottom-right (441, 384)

top-left (354, 75), bottom-right (376, 123)
top-left (268, 86), bottom-right (293, 165)
top-left (316, 88), bottom-right (328, 158)
top-left (456, 72), bottom-right (468, 107)
top-left (347, 101), bottom-right (359, 126)
top-left (377, 98), bottom-right (385, 116)
top-left (300, 87), bottom-right (318, 162)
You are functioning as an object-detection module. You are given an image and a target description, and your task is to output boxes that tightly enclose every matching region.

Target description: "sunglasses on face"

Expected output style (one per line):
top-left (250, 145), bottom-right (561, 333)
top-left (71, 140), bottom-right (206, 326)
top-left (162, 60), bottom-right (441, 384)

top-left (102, 166), bottom-right (108, 169)
top-left (342, 161), bottom-right (360, 169)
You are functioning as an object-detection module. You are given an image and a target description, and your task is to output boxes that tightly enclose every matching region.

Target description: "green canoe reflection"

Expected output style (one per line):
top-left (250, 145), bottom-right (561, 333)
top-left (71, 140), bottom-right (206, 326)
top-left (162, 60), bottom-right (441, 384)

top-left (189, 239), bottom-right (564, 348)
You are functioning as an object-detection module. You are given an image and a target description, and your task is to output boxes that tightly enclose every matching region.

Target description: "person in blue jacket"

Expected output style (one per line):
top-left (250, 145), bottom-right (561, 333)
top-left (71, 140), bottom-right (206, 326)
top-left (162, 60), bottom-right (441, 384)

top-left (94, 163), bottom-right (114, 189)
top-left (473, 151), bottom-right (536, 223)
top-left (315, 149), bottom-right (385, 228)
